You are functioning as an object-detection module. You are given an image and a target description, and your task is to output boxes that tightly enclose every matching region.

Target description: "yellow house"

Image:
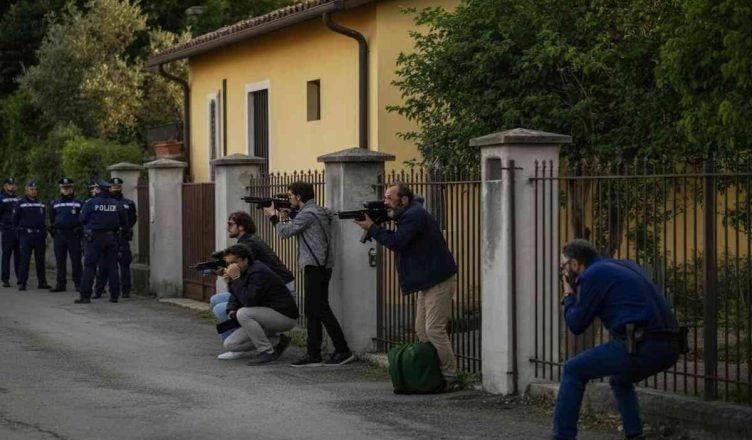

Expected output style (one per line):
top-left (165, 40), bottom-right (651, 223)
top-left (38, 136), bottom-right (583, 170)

top-left (148, 0), bottom-right (459, 182)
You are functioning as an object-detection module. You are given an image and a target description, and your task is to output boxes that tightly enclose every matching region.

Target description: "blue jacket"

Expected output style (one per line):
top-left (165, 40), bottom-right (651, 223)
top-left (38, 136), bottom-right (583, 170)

top-left (562, 257), bottom-right (679, 335)
top-left (0, 191), bottom-right (18, 228)
top-left (79, 192), bottom-right (127, 232)
top-left (50, 195), bottom-right (83, 230)
top-left (14, 196), bottom-right (46, 230)
top-left (369, 200), bottom-right (457, 294)
top-left (112, 193), bottom-right (137, 229)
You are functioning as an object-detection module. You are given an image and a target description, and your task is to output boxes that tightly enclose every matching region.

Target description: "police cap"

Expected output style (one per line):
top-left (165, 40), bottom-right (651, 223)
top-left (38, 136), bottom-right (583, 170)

top-left (3, 178), bottom-right (16, 185)
top-left (109, 177), bottom-right (124, 185)
top-left (96, 179), bottom-right (111, 190)
top-left (58, 177), bottom-right (74, 186)
top-left (26, 180), bottom-right (38, 188)
top-left (88, 179), bottom-right (98, 189)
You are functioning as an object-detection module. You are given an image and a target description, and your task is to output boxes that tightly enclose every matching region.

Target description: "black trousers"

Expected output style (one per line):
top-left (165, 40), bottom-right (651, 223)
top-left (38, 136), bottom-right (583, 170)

top-left (304, 266), bottom-right (350, 357)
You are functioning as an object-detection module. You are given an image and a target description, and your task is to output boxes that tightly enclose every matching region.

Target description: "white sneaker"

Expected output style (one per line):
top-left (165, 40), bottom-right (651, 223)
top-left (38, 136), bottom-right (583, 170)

top-left (217, 351), bottom-right (252, 360)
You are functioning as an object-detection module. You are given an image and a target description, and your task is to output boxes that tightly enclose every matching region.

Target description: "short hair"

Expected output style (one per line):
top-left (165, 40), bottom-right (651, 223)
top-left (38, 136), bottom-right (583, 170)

top-left (388, 182), bottom-right (414, 203)
top-left (562, 239), bottom-right (598, 266)
top-left (287, 181), bottom-right (315, 202)
top-left (229, 211), bottom-right (255, 234)
top-left (223, 244), bottom-right (254, 262)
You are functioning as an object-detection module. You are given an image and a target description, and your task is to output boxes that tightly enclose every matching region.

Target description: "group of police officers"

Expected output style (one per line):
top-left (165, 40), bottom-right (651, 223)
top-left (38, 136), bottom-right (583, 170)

top-left (0, 176), bottom-right (137, 304)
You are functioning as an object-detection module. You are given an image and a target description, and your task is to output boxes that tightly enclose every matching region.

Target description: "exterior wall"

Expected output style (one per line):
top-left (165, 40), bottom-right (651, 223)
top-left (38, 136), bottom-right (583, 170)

top-left (187, 0), bottom-right (459, 182)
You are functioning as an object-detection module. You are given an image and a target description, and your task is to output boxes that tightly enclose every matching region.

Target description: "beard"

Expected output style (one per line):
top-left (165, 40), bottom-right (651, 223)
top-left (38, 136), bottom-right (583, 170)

top-left (387, 201), bottom-right (407, 219)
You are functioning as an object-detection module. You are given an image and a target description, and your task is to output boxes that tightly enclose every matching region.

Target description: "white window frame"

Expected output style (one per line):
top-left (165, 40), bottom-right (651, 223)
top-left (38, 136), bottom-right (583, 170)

top-left (207, 92), bottom-right (220, 179)
top-left (245, 80), bottom-right (272, 171)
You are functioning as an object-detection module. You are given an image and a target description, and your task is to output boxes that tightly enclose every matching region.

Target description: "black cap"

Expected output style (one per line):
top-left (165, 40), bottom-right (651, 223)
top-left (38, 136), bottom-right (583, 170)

top-left (3, 178), bottom-right (16, 185)
top-left (109, 177), bottom-right (124, 185)
top-left (58, 177), bottom-right (74, 186)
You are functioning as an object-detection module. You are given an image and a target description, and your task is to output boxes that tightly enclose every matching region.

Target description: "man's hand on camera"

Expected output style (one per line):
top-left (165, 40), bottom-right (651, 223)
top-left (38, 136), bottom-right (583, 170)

top-left (225, 263), bottom-right (241, 280)
top-left (214, 267), bottom-right (225, 277)
top-left (353, 213), bottom-right (374, 230)
top-left (262, 203), bottom-right (276, 218)
top-left (561, 271), bottom-right (575, 296)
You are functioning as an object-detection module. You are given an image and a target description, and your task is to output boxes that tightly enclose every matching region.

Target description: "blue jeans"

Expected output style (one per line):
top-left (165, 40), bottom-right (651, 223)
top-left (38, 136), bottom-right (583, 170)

top-left (210, 282), bottom-right (296, 343)
top-left (553, 338), bottom-right (679, 440)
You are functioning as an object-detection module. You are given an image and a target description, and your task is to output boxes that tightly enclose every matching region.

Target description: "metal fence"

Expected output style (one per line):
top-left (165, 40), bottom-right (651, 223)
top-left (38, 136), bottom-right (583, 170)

top-left (530, 158), bottom-right (752, 404)
top-left (247, 171), bottom-right (326, 327)
top-left (374, 168), bottom-right (482, 374)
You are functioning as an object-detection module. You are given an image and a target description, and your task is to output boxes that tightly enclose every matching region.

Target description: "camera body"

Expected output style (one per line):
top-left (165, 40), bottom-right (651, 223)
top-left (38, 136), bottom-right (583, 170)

top-left (338, 200), bottom-right (391, 243)
top-left (242, 194), bottom-right (292, 211)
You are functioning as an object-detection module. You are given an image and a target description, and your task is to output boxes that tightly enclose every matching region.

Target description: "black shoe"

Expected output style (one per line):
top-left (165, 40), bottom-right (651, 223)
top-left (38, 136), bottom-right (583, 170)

top-left (16, 280), bottom-right (21, 285)
top-left (248, 351), bottom-right (276, 365)
top-left (290, 354), bottom-right (323, 368)
top-left (49, 285), bottom-right (66, 292)
top-left (92, 293), bottom-right (102, 299)
top-left (324, 351), bottom-right (356, 367)
top-left (274, 334), bottom-right (291, 358)
top-left (38, 283), bottom-right (51, 289)
top-left (443, 379), bottom-right (463, 393)
top-left (108, 298), bottom-right (118, 303)
top-left (18, 285), bottom-right (26, 291)
top-left (74, 298), bottom-right (91, 304)
top-left (121, 292), bottom-right (130, 299)
top-left (2, 282), bottom-right (9, 287)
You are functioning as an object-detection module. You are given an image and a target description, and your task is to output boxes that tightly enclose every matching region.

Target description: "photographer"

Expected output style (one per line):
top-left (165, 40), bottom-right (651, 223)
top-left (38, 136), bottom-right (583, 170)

top-left (211, 211), bottom-right (295, 360)
top-left (553, 239), bottom-right (681, 440)
top-left (221, 244), bottom-right (298, 365)
top-left (263, 181), bottom-right (354, 367)
top-left (353, 182), bottom-right (459, 391)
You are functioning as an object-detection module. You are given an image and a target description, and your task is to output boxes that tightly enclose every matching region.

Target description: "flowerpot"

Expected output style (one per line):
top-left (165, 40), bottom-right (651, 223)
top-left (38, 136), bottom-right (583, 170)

top-left (153, 140), bottom-right (183, 157)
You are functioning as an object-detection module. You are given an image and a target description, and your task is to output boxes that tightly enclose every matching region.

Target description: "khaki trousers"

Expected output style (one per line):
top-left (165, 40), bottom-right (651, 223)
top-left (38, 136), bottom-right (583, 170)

top-left (415, 275), bottom-right (457, 380)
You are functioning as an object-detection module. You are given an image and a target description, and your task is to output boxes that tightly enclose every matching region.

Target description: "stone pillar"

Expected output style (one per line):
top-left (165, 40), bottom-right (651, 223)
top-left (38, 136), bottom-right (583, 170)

top-left (212, 154), bottom-right (265, 293)
top-left (143, 159), bottom-right (187, 298)
top-left (318, 148), bottom-right (395, 353)
top-left (470, 128), bottom-right (570, 395)
top-left (107, 162), bottom-right (144, 260)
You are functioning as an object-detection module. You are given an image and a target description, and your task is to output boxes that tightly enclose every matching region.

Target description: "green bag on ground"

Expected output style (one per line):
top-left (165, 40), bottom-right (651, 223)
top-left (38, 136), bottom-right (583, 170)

top-left (388, 342), bottom-right (445, 394)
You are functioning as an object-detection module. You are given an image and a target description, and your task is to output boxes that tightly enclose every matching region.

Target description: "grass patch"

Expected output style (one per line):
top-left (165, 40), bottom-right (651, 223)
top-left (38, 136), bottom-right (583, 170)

top-left (284, 328), bottom-right (307, 348)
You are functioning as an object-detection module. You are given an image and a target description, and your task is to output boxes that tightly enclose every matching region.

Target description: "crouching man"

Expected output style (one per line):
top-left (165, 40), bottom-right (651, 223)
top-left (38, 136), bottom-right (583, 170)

top-left (222, 244), bottom-right (299, 365)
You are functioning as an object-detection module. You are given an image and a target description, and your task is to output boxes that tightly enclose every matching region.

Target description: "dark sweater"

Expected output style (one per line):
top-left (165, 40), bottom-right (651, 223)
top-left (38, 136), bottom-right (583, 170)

top-left (237, 233), bottom-right (295, 284)
top-left (226, 260), bottom-right (299, 320)
top-left (369, 200), bottom-right (457, 294)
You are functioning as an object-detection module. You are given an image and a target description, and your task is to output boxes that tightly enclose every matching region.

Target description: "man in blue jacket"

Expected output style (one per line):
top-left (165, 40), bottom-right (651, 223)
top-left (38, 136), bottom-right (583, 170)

top-left (76, 180), bottom-right (128, 304)
top-left (553, 239), bottom-right (681, 440)
top-left (14, 181), bottom-right (50, 291)
top-left (354, 182), bottom-right (459, 390)
top-left (0, 178), bottom-right (20, 287)
top-left (49, 178), bottom-right (83, 292)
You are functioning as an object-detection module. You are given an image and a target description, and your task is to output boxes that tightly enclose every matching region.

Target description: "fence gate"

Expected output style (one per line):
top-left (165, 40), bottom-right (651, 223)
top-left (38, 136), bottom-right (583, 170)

top-left (182, 182), bottom-right (216, 302)
top-left (136, 178), bottom-right (150, 264)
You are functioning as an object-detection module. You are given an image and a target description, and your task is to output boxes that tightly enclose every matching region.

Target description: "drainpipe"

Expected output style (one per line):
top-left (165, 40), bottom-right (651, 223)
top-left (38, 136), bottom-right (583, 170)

top-left (157, 64), bottom-right (191, 177)
top-left (323, 12), bottom-right (368, 150)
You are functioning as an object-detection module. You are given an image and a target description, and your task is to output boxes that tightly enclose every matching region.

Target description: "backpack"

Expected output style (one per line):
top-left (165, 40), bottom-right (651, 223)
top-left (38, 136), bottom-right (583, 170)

top-left (388, 342), bottom-right (445, 394)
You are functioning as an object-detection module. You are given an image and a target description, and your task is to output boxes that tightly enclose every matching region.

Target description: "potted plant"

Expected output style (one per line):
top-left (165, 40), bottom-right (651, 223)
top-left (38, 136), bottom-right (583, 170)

top-left (152, 139), bottom-right (183, 157)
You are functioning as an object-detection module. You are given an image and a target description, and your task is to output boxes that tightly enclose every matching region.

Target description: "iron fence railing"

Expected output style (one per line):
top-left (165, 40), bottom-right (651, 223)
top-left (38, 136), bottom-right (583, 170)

top-left (374, 168), bottom-right (482, 374)
top-left (247, 171), bottom-right (326, 327)
top-left (530, 158), bottom-right (752, 404)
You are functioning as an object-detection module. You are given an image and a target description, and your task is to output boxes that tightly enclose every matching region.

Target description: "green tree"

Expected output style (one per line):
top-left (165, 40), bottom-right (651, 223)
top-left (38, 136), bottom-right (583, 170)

top-left (658, 0), bottom-right (752, 157)
top-left (190, 0), bottom-right (293, 36)
top-left (61, 136), bottom-right (145, 195)
top-left (390, 0), bottom-right (682, 169)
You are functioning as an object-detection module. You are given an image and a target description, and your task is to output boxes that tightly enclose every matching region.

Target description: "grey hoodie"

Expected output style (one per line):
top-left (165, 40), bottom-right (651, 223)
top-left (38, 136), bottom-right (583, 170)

top-left (273, 199), bottom-right (334, 269)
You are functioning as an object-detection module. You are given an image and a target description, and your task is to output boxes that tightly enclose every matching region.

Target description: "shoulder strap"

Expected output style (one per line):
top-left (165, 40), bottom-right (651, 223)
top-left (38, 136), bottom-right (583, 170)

top-left (299, 206), bottom-right (331, 268)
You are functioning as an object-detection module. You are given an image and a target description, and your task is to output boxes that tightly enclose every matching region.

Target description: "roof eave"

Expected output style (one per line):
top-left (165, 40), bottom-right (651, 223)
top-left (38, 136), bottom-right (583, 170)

top-left (147, 0), bottom-right (374, 68)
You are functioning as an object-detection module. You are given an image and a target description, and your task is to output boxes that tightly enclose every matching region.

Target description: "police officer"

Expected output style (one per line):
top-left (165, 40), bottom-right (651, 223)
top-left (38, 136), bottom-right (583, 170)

top-left (14, 181), bottom-right (50, 291)
top-left (49, 178), bottom-right (84, 292)
top-left (76, 179), bottom-right (127, 304)
top-left (553, 239), bottom-right (682, 440)
top-left (0, 178), bottom-right (20, 287)
top-left (93, 177), bottom-right (137, 298)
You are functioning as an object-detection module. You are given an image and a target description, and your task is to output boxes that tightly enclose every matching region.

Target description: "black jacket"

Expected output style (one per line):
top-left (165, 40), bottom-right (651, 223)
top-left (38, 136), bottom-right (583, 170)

top-left (369, 200), bottom-right (457, 294)
top-left (226, 260), bottom-right (299, 320)
top-left (237, 233), bottom-right (295, 284)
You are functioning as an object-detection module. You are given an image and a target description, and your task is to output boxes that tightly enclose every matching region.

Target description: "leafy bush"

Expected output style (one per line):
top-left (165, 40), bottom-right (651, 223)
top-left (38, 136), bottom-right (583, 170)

top-left (61, 136), bottom-right (145, 195)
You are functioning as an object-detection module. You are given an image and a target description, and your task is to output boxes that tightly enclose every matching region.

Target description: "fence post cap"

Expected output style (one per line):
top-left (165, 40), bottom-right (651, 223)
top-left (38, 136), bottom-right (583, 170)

top-left (469, 128), bottom-right (572, 148)
top-left (211, 154), bottom-right (266, 167)
top-left (317, 147), bottom-right (395, 163)
top-left (107, 162), bottom-right (144, 172)
top-left (143, 158), bottom-right (188, 169)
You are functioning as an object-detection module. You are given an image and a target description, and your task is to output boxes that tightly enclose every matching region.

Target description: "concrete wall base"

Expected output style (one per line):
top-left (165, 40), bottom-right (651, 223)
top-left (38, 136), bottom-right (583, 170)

top-left (131, 263), bottom-right (151, 296)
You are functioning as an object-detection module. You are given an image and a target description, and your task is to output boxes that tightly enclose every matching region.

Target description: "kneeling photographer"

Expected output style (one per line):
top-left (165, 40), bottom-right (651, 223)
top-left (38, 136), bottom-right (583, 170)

top-left (220, 244), bottom-right (299, 365)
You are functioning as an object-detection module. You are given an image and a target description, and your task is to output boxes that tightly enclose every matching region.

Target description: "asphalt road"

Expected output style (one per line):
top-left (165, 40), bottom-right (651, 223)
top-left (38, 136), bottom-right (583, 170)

top-left (0, 284), bottom-right (622, 440)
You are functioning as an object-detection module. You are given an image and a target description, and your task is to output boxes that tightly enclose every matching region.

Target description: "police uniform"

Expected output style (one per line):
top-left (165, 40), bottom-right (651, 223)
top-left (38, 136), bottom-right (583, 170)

top-left (553, 257), bottom-right (681, 440)
top-left (76, 180), bottom-right (128, 304)
top-left (49, 178), bottom-right (83, 292)
top-left (94, 177), bottom-right (137, 298)
top-left (0, 178), bottom-right (20, 286)
top-left (14, 181), bottom-right (49, 290)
